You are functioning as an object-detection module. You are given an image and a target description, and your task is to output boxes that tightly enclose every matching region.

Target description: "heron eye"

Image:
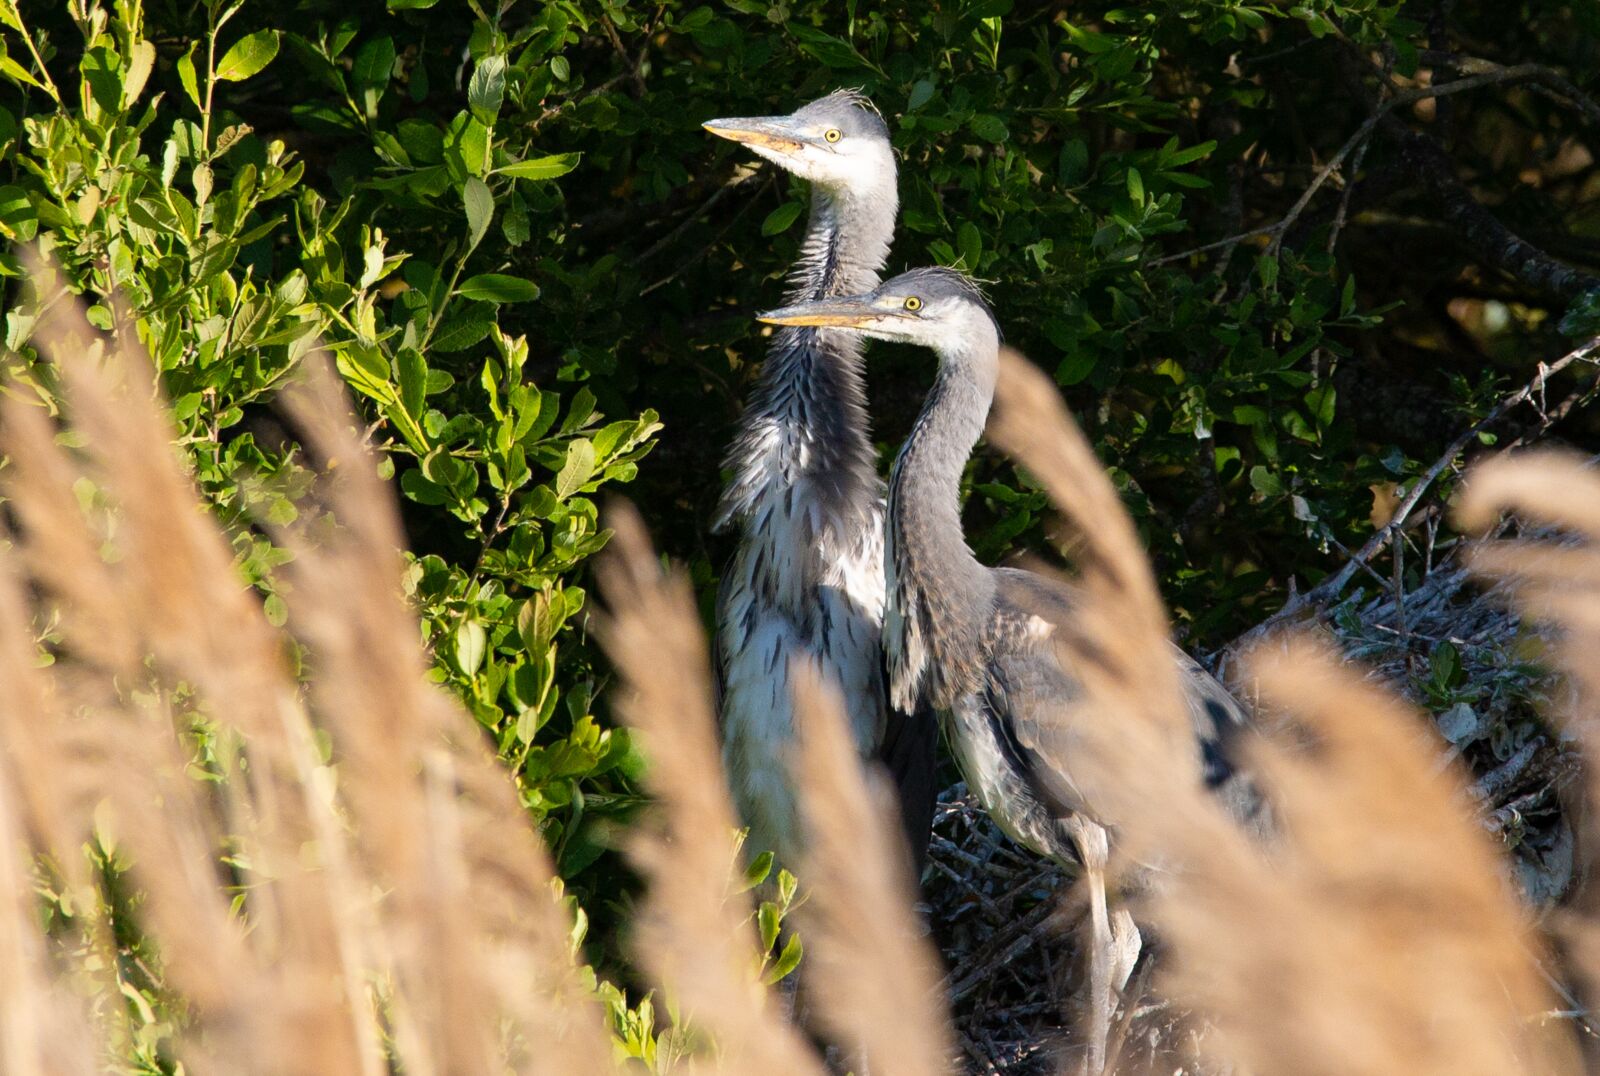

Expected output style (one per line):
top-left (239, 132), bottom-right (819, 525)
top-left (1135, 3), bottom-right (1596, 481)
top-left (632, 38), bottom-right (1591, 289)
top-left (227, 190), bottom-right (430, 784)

top-left (903, 296), bottom-right (923, 312)
top-left (824, 128), bottom-right (842, 143)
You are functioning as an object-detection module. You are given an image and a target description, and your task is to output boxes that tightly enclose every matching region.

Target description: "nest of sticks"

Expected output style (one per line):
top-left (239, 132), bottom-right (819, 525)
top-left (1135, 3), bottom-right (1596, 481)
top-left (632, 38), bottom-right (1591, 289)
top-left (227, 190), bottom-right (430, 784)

top-left (924, 520), bottom-right (1582, 1074)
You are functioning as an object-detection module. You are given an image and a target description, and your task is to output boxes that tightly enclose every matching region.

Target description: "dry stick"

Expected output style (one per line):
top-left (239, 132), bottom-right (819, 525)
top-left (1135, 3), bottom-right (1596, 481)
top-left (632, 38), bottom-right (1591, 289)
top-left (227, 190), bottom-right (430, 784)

top-left (1152, 65), bottom-right (1579, 267)
top-left (1226, 333), bottom-right (1600, 658)
top-left (1419, 51), bottom-right (1600, 129)
top-left (636, 166), bottom-right (767, 265)
top-left (1325, 126), bottom-right (1374, 254)
top-left (945, 899), bottom-right (1059, 1005)
top-left (639, 171), bottom-right (773, 296)
top-left (1386, 113), bottom-right (1600, 300)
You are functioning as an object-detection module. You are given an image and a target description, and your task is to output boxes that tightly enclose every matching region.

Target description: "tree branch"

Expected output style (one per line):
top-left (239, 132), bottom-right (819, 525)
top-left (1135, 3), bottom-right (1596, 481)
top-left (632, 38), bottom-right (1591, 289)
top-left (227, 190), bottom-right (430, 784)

top-left (1420, 50), bottom-right (1600, 129)
top-left (1156, 63), bottom-right (1600, 270)
top-left (1223, 333), bottom-right (1600, 656)
top-left (1382, 114), bottom-right (1600, 300)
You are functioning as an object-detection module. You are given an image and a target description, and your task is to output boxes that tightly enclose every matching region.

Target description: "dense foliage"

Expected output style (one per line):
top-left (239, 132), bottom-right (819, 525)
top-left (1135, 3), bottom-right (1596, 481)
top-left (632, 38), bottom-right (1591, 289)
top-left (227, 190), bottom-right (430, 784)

top-left (2, 0), bottom-right (1596, 1066)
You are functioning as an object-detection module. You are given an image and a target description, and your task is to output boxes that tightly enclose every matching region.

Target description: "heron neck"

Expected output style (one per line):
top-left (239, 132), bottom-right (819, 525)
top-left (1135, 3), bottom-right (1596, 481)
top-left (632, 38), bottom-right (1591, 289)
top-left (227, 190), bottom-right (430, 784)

top-left (715, 172), bottom-right (897, 535)
top-left (887, 333), bottom-right (1000, 706)
top-left (788, 176), bottom-right (897, 301)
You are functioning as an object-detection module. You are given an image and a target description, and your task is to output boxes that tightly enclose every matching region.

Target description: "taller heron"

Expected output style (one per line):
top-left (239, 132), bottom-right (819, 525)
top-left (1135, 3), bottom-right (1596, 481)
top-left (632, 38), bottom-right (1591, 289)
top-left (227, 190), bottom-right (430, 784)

top-left (759, 267), bottom-right (1258, 1073)
top-left (702, 92), bottom-right (937, 872)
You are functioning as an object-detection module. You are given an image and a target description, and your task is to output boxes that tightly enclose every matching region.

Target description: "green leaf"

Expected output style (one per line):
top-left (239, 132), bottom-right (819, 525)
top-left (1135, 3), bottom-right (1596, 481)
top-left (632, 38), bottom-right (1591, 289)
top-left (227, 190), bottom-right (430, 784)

top-left (760, 201), bottom-right (803, 237)
top-left (968, 114), bottom-right (1008, 142)
top-left (762, 932), bottom-right (803, 985)
top-left (956, 220), bottom-right (982, 269)
top-left (457, 273), bottom-right (540, 303)
top-left (353, 35), bottom-right (396, 116)
top-left (1056, 351), bottom-right (1096, 386)
top-left (1126, 166), bottom-right (1144, 204)
top-left (0, 185), bottom-right (38, 243)
top-left (463, 176), bottom-right (492, 249)
top-left (0, 53), bottom-right (43, 93)
top-left (397, 347), bottom-right (428, 418)
top-left (788, 24), bottom-right (879, 73)
top-left (261, 592), bottom-right (288, 627)
top-left (1306, 383), bottom-right (1337, 430)
top-left (468, 55), bottom-right (506, 121)
top-left (757, 901), bottom-right (781, 952)
top-left (433, 316), bottom-right (494, 352)
top-left (740, 850), bottom-right (775, 891)
top-left (388, 0), bottom-right (439, 7)
top-left (216, 30), bottom-right (280, 82)
top-left (177, 44), bottom-right (201, 108)
top-left (518, 591), bottom-right (560, 653)
top-left (455, 619), bottom-right (488, 677)
top-left (497, 153), bottom-right (583, 181)
top-left (1248, 465), bottom-right (1283, 497)
top-left (124, 40), bottom-right (156, 106)
top-left (555, 439), bottom-right (596, 500)
top-left (1165, 139), bottom-right (1217, 166)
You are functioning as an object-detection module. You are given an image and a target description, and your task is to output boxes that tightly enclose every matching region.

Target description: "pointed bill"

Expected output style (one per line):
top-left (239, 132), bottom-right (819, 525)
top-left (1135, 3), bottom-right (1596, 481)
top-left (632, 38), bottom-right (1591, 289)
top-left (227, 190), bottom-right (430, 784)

top-left (701, 116), bottom-right (807, 154)
top-left (756, 297), bottom-right (887, 329)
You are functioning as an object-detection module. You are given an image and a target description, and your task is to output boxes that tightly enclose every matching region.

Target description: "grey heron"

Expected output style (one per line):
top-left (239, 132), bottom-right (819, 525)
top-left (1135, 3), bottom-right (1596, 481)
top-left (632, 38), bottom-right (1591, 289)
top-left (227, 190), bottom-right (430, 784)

top-left (759, 267), bottom-right (1257, 1073)
top-left (702, 92), bottom-right (938, 874)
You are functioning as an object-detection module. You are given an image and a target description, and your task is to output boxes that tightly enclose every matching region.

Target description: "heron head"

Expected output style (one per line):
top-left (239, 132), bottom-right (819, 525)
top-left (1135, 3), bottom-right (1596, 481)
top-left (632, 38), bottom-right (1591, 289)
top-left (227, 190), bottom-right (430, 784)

top-left (703, 89), bottom-right (893, 192)
top-left (757, 267), bottom-right (999, 352)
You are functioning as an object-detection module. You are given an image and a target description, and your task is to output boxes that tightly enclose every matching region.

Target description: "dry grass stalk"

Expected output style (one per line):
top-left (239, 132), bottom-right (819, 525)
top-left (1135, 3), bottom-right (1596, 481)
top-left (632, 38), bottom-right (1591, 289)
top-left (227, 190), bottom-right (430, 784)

top-left (789, 664), bottom-right (953, 1075)
top-left (1181, 639), bottom-right (1572, 1076)
top-left (1455, 451), bottom-right (1600, 716)
top-left (985, 348), bottom-right (1194, 808)
top-left (1454, 449), bottom-right (1600, 1046)
top-left (595, 504), bottom-right (823, 1075)
top-left (984, 348), bottom-right (1574, 1074)
top-left (0, 258), bottom-right (613, 1074)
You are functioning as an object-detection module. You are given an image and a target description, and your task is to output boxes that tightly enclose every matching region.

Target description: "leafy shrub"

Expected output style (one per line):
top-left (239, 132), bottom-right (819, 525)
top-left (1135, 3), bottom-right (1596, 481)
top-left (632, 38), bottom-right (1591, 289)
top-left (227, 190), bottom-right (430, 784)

top-left (3, 0), bottom-right (1597, 1064)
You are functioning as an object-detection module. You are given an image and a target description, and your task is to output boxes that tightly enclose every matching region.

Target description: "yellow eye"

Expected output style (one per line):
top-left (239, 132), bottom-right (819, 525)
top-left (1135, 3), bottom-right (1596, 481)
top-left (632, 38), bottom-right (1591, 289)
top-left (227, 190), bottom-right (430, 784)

top-left (904, 296), bottom-right (923, 312)
top-left (824, 128), bottom-right (842, 143)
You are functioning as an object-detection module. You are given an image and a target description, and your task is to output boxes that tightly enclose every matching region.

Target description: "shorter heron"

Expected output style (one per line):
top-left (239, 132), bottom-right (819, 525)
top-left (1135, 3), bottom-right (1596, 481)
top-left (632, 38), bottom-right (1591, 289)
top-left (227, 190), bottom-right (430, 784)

top-left (759, 267), bottom-right (1256, 1072)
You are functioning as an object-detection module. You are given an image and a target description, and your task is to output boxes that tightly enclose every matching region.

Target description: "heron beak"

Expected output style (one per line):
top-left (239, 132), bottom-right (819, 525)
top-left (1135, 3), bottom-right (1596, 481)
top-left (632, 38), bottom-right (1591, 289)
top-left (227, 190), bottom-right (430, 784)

top-left (702, 116), bottom-right (808, 154)
top-left (756, 298), bottom-right (884, 329)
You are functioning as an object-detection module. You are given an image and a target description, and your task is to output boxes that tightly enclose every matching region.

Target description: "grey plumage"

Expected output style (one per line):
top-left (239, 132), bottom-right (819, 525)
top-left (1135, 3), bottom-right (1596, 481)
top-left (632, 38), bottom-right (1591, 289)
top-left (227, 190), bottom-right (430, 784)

top-left (704, 92), bottom-right (938, 871)
top-left (758, 265), bottom-right (1259, 1071)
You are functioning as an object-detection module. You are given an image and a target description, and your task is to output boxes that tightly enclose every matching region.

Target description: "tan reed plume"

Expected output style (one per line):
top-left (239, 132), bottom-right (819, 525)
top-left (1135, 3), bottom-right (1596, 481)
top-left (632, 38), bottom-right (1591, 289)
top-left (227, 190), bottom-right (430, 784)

top-left (595, 504), bottom-right (824, 1075)
top-left (790, 663), bottom-right (954, 1076)
top-left (0, 255), bottom-right (615, 1074)
top-left (985, 348), bottom-right (1575, 1075)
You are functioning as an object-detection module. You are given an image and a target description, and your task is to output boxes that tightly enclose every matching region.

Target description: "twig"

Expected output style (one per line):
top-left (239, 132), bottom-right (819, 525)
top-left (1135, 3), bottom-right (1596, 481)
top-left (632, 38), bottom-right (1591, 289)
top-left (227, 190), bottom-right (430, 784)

top-left (640, 174), bottom-right (774, 296)
top-left (636, 168), bottom-right (767, 264)
top-left (1225, 334), bottom-right (1600, 655)
top-left (946, 899), bottom-right (1057, 1004)
top-left (1473, 736), bottom-right (1544, 804)
top-left (1392, 530), bottom-right (1408, 649)
top-left (1325, 126), bottom-right (1374, 253)
top-left (1384, 115), bottom-right (1600, 300)
top-left (1419, 50), bottom-right (1600, 129)
top-left (1157, 64), bottom-right (1590, 267)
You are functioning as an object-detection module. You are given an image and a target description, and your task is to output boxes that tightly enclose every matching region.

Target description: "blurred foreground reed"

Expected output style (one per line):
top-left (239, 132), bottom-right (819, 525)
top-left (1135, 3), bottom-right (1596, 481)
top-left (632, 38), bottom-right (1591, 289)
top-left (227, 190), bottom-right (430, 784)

top-left (2, 270), bottom-right (1599, 1074)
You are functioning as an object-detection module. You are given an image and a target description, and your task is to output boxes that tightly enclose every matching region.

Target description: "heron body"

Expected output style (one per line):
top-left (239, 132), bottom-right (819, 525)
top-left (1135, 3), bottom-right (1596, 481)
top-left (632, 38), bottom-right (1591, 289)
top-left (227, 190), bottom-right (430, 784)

top-left (704, 92), bottom-right (935, 867)
top-left (759, 266), bottom-right (1256, 1071)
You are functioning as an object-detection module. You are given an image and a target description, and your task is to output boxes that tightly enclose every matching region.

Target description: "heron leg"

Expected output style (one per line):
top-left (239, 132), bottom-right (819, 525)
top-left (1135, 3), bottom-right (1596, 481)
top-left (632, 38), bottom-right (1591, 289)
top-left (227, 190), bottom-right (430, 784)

top-left (1063, 815), bottom-right (1120, 1075)
top-left (1109, 904), bottom-right (1142, 999)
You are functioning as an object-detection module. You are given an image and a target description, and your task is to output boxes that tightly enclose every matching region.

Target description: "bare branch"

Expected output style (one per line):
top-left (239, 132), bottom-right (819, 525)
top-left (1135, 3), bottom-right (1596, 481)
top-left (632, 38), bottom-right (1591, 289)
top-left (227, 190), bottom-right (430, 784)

top-left (1225, 333), bottom-right (1600, 656)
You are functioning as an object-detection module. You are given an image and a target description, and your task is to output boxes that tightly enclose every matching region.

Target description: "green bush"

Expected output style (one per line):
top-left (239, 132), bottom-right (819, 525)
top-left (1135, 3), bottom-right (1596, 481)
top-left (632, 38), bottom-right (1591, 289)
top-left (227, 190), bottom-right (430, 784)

top-left (3, 0), bottom-right (1596, 1065)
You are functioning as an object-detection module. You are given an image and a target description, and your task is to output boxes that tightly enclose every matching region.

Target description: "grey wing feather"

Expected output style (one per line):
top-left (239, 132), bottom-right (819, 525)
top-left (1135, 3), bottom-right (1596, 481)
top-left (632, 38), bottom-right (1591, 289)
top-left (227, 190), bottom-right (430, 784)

top-left (989, 568), bottom-right (1264, 831)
